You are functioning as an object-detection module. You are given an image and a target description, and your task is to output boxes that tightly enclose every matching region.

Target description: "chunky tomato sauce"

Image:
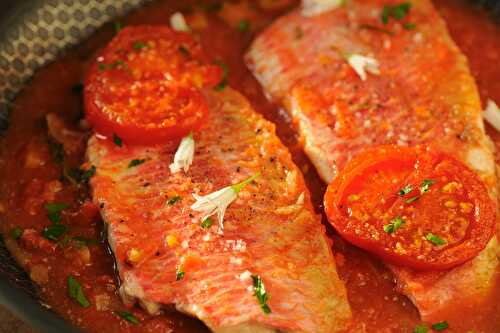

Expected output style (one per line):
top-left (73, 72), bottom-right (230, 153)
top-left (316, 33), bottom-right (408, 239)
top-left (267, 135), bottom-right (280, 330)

top-left (0, 0), bottom-right (498, 332)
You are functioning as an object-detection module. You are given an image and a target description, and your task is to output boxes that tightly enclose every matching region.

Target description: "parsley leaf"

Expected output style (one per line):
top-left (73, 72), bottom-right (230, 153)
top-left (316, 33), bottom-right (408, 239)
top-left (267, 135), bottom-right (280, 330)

top-left (398, 184), bottom-right (413, 196)
top-left (42, 223), bottom-right (68, 241)
top-left (176, 267), bottom-right (185, 281)
top-left (405, 196), bottom-right (419, 204)
top-left (383, 216), bottom-right (405, 234)
top-left (72, 236), bottom-right (98, 247)
top-left (413, 324), bottom-right (428, 333)
top-left (64, 165), bottom-right (96, 185)
top-left (381, 2), bottom-right (412, 25)
top-left (114, 22), bottom-right (123, 34)
top-left (81, 165), bottom-right (96, 182)
top-left (167, 196), bottom-right (181, 206)
top-left (132, 41), bottom-right (147, 50)
top-left (113, 133), bottom-right (123, 147)
top-left (44, 202), bottom-right (68, 223)
top-left (381, 5), bottom-right (391, 24)
top-left (67, 275), bottom-right (90, 307)
top-left (128, 159), bottom-right (146, 168)
top-left (10, 227), bottom-right (23, 240)
top-left (431, 321), bottom-right (449, 331)
top-left (403, 22), bottom-right (416, 30)
top-left (425, 233), bottom-right (446, 246)
top-left (238, 19), bottom-right (250, 32)
top-left (251, 275), bottom-right (271, 314)
top-left (201, 217), bottom-right (213, 229)
top-left (115, 311), bottom-right (140, 324)
top-left (214, 61), bottom-right (229, 91)
top-left (420, 179), bottom-right (435, 194)
top-left (99, 61), bottom-right (127, 72)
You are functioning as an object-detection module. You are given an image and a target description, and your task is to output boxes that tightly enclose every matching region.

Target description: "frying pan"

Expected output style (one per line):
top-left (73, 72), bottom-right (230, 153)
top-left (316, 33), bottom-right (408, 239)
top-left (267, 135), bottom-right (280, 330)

top-left (0, 1), bottom-right (498, 332)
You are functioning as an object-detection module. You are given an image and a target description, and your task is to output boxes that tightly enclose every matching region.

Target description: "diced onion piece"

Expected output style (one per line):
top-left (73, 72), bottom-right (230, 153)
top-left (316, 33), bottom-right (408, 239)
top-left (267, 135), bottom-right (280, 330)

top-left (170, 12), bottom-right (190, 32)
top-left (483, 99), bottom-right (500, 132)
top-left (302, 0), bottom-right (345, 17)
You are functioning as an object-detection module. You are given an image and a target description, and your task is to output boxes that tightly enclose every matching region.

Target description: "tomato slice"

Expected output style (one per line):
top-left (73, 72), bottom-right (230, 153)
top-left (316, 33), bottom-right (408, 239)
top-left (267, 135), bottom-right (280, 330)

top-left (84, 26), bottom-right (222, 144)
top-left (324, 145), bottom-right (495, 270)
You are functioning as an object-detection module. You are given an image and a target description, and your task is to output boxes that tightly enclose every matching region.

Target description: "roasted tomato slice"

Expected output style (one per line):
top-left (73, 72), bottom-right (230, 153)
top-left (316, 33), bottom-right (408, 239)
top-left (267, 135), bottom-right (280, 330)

top-left (324, 145), bottom-right (495, 270)
top-left (84, 26), bottom-right (222, 144)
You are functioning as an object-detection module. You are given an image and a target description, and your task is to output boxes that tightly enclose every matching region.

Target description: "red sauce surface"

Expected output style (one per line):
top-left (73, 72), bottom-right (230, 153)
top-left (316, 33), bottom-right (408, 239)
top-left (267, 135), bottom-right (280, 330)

top-left (0, 1), bottom-right (498, 332)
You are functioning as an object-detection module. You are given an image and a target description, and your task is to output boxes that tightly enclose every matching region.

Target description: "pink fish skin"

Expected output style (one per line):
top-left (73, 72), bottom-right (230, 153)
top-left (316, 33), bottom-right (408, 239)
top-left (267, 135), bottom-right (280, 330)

top-left (87, 88), bottom-right (352, 332)
top-left (246, 0), bottom-right (499, 323)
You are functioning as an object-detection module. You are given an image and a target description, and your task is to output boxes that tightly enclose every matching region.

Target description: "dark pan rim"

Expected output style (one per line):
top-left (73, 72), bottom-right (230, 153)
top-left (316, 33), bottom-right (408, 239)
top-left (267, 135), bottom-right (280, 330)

top-left (0, 0), bottom-right (80, 328)
top-left (0, 0), bottom-right (498, 332)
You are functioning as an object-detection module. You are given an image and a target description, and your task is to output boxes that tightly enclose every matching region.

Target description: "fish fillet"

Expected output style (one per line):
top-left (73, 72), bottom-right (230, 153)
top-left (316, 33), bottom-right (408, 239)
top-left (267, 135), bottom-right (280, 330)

top-left (87, 88), bottom-right (351, 332)
top-left (246, 0), bottom-right (499, 322)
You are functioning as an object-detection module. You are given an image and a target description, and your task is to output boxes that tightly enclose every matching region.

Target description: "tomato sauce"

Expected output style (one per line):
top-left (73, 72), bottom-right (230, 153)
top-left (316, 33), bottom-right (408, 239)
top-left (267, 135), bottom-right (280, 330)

top-left (0, 0), bottom-right (498, 332)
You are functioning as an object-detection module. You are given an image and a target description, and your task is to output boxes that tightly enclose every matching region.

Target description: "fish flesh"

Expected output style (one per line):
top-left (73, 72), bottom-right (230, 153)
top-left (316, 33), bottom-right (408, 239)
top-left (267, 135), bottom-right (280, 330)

top-left (87, 87), bottom-right (351, 332)
top-left (246, 0), bottom-right (499, 322)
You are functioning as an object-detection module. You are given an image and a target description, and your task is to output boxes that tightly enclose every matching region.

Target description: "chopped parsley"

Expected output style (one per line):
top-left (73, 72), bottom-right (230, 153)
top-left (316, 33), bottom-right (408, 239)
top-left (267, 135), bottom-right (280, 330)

top-left (405, 196), bottom-right (419, 204)
top-left (381, 2), bottom-right (412, 25)
top-left (398, 184), bottom-right (413, 196)
top-left (64, 165), bottom-right (96, 185)
top-left (43, 203), bottom-right (69, 241)
top-left (42, 223), bottom-right (68, 241)
top-left (404, 179), bottom-right (435, 204)
top-left (81, 165), bottom-right (96, 182)
top-left (72, 236), bottom-right (98, 247)
top-left (132, 41), bottom-right (147, 50)
top-left (238, 19), bottom-right (250, 33)
top-left (10, 227), bottom-right (23, 240)
top-left (113, 133), bottom-right (123, 147)
top-left (413, 324), bottom-right (428, 333)
top-left (45, 202), bottom-right (69, 223)
top-left (426, 233), bottom-right (446, 246)
top-left (128, 159), bottom-right (146, 168)
top-left (111, 60), bottom-right (127, 69)
top-left (200, 217), bottom-right (213, 229)
top-left (251, 275), bottom-right (271, 314)
top-left (403, 22), bottom-right (416, 30)
top-left (67, 275), bottom-right (90, 307)
top-left (431, 321), bottom-right (449, 331)
top-left (383, 216), bottom-right (404, 234)
top-left (167, 195), bottom-right (181, 206)
top-left (115, 311), bottom-right (140, 324)
top-left (98, 60), bottom-right (127, 72)
top-left (176, 267), bottom-right (185, 281)
top-left (420, 179), bottom-right (435, 194)
top-left (114, 21), bottom-right (123, 34)
top-left (214, 61), bottom-right (229, 91)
